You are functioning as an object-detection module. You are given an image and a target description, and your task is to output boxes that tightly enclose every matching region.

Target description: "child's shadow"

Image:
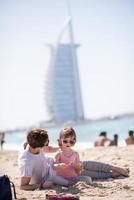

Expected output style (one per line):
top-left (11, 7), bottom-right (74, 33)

top-left (52, 185), bottom-right (81, 194)
top-left (50, 180), bottom-right (115, 195)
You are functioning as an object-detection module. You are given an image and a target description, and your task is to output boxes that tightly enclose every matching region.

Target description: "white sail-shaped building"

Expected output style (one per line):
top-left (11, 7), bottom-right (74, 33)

top-left (45, 18), bottom-right (84, 123)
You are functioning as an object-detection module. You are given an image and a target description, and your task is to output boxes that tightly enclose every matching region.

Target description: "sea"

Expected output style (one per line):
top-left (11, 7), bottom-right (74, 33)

top-left (4, 116), bottom-right (134, 150)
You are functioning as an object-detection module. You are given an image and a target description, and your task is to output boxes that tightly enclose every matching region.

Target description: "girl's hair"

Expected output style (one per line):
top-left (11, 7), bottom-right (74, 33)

top-left (27, 129), bottom-right (48, 148)
top-left (57, 127), bottom-right (76, 147)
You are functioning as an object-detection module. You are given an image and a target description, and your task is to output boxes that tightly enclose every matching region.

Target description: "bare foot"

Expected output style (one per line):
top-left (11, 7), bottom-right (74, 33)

top-left (112, 171), bottom-right (120, 178)
top-left (118, 168), bottom-right (129, 177)
top-left (112, 166), bottom-right (129, 177)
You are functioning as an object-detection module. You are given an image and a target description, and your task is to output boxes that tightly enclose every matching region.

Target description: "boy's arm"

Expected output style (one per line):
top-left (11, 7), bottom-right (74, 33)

top-left (20, 176), bottom-right (41, 190)
top-left (43, 146), bottom-right (59, 153)
top-left (20, 176), bottom-right (53, 190)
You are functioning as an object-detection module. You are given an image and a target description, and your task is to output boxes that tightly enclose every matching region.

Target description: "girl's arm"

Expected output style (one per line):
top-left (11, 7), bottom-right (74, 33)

top-left (72, 151), bottom-right (84, 174)
top-left (53, 153), bottom-right (68, 170)
top-left (75, 151), bottom-right (81, 162)
top-left (55, 152), bottom-right (61, 164)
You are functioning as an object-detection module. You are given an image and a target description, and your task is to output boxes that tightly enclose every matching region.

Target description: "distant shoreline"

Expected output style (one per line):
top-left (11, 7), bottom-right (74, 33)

top-left (3, 112), bottom-right (134, 134)
top-left (3, 139), bottom-right (126, 151)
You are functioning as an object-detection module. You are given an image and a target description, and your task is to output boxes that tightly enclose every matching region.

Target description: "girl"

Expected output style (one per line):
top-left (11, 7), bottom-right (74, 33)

top-left (54, 127), bottom-right (92, 185)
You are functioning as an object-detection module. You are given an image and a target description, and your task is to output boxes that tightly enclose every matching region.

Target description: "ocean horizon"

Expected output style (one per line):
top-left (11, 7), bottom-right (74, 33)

top-left (3, 115), bottom-right (134, 150)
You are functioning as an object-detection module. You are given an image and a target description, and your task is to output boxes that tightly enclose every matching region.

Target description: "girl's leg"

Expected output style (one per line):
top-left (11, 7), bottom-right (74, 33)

top-left (51, 175), bottom-right (69, 186)
top-left (78, 175), bottom-right (92, 184)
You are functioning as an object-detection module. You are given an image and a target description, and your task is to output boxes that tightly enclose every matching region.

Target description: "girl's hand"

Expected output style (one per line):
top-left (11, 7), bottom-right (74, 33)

top-left (54, 163), bottom-right (68, 170)
top-left (74, 161), bottom-right (84, 174)
top-left (58, 163), bottom-right (68, 169)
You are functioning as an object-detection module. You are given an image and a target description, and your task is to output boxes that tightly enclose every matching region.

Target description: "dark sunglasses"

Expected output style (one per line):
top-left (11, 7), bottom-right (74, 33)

top-left (45, 139), bottom-right (49, 146)
top-left (62, 139), bottom-right (75, 145)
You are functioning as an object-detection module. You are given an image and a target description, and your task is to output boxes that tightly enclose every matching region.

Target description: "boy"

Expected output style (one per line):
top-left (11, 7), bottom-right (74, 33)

top-left (18, 128), bottom-right (69, 190)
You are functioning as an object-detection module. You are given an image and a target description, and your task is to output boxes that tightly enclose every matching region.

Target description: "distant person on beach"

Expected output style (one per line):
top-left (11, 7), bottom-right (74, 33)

top-left (125, 130), bottom-right (134, 145)
top-left (18, 129), bottom-right (71, 190)
top-left (94, 131), bottom-right (110, 147)
top-left (54, 127), bottom-right (92, 184)
top-left (109, 134), bottom-right (118, 146)
top-left (0, 131), bottom-right (5, 150)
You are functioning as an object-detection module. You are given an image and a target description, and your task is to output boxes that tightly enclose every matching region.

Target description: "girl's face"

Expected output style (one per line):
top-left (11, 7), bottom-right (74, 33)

top-left (61, 137), bottom-right (75, 148)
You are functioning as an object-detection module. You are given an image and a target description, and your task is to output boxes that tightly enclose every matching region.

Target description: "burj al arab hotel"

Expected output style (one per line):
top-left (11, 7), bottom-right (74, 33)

top-left (45, 5), bottom-right (84, 123)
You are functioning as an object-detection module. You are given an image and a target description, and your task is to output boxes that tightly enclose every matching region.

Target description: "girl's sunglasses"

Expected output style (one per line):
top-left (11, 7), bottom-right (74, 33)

top-left (62, 139), bottom-right (75, 145)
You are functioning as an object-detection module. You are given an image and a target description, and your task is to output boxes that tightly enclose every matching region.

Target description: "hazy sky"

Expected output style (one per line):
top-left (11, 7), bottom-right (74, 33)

top-left (0, 0), bottom-right (134, 129)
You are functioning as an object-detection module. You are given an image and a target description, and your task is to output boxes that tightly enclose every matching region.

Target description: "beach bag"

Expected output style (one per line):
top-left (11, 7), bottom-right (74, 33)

top-left (0, 175), bottom-right (17, 200)
top-left (46, 194), bottom-right (79, 200)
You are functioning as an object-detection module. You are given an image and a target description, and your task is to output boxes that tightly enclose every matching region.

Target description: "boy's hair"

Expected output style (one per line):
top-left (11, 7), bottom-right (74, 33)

top-left (58, 127), bottom-right (76, 146)
top-left (27, 129), bottom-right (48, 148)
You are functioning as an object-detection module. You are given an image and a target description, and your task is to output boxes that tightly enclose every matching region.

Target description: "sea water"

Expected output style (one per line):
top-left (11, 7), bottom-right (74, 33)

top-left (4, 116), bottom-right (134, 150)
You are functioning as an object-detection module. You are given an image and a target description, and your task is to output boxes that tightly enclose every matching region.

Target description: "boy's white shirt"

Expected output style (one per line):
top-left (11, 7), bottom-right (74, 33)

top-left (18, 149), bottom-right (55, 185)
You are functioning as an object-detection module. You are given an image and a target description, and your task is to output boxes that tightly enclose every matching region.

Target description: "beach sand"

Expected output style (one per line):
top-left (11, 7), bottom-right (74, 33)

top-left (0, 145), bottom-right (134, 200)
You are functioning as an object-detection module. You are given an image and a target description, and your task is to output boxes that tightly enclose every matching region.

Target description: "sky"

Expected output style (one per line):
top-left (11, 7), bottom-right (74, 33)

top-left (0, 0), bottom-right (134, 130)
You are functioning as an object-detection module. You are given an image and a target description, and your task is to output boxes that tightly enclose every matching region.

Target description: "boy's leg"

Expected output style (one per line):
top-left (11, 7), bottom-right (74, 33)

top-left (111, 166), bottom-right (129, 177)
top-left (81, 169), bottom-right (112, 179)
top-left (83, 161), bottom-right (112, 172)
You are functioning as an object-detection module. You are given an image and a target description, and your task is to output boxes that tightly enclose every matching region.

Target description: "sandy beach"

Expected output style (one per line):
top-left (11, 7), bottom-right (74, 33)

top-left (0, 145), bottom-right (134, 200)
